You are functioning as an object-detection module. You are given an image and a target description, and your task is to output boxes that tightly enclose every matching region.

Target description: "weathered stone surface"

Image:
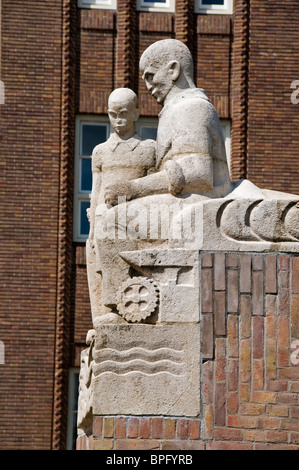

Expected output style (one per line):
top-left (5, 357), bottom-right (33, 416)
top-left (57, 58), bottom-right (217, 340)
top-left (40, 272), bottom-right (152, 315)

top-left (86, 39), bottom-right (299, 320)
top-left (119, 249), bottom-right (200, 323)
top-left (92, 324), bottom-right (201, 417)
top-left (86, 87), bottom-right (156, 324)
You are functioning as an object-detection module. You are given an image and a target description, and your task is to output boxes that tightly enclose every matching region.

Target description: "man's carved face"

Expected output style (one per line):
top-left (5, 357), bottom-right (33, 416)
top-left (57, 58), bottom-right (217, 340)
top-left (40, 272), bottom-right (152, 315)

top-left (141, 62), bottom-right (174, 105)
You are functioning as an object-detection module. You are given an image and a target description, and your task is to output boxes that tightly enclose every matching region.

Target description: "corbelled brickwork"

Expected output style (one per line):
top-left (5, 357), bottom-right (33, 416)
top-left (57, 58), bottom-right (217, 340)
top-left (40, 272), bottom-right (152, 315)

top-left (52, 0), bottom-right (77, 450)
top-left (175, 0), bottom-right (195, 55)
top-left (231, 0), bottom-right (250, 180)
top-left (77, 252), bottom-right (299, 450)
top-left (0, 0), bottom-right (65, 449)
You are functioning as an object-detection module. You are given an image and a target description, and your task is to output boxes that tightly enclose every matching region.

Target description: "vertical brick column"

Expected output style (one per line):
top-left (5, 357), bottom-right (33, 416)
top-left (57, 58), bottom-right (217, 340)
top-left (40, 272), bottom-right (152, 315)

top-left (116, 0), bottom-right (137, 90)
top-left (230, 0), bottom-right (250, 180)
top-left (175, 0), bottom-right (195, 58)
top-left (52, 0), bottom-right (77, 450)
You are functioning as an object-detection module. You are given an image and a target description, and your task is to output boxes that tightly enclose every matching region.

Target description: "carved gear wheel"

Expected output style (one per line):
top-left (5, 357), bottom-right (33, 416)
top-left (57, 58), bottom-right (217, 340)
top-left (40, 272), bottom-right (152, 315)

top-left (116, 277), bottom-right (159, 323)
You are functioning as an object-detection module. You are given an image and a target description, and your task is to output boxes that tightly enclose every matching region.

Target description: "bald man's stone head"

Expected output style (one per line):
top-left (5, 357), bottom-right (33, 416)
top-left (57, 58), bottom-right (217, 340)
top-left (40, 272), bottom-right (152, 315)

top-left (140, 39), bottom-right (194, 83)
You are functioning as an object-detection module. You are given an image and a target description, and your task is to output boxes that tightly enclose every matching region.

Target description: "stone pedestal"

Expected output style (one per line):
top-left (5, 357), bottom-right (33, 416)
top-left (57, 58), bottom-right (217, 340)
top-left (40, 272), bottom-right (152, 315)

top-left (77, 246), bottom-right (299, 450)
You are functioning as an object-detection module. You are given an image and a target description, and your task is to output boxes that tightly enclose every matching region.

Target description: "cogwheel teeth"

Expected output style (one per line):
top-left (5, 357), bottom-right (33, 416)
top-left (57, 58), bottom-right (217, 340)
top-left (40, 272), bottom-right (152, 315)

top-left (116, 277), bottom-right (159, 323)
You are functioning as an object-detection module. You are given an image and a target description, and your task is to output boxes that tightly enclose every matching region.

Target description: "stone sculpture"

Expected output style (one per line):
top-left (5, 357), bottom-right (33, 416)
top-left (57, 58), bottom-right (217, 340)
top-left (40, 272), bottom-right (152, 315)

top-left (78, 39), bottom-right (299, 429)
top-left (87, 39), bottom-right (299, 324)
top-left (86, 87), bottom-right (156, 323)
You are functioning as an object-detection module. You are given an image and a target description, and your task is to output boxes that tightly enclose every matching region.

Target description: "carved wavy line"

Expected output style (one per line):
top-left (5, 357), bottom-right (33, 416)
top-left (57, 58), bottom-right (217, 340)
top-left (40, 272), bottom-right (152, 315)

top-left (96, 347), bottom-right (184, 363)
top-left (93, 359), bottom-right (184, 376)
top-left (95, 370), bottom-right (183, 378)
top-left (97, 341), bottom-right (183, 351)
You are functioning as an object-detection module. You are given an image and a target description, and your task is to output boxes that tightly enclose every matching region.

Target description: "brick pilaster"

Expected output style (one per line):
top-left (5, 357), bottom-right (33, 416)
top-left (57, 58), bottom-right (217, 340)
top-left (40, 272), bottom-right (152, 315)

top-left (116, 0), bottom-right (137, 90)
top-left (175, 0), bottom-right (195, 60)
top-left (52, 0), bottom-right (77, 451)
top-left (231, 0), bottom-right (250, 180)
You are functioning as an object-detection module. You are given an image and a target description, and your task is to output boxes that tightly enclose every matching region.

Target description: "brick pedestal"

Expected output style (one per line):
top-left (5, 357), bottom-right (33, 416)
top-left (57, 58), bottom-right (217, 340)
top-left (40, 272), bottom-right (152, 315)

top-left (77, 252), bottom-right (299, 451)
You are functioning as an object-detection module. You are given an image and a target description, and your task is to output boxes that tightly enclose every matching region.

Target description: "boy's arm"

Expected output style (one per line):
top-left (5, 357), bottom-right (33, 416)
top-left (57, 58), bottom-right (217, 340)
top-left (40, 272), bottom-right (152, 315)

top-left (88, 169), bottom-right (101, 248)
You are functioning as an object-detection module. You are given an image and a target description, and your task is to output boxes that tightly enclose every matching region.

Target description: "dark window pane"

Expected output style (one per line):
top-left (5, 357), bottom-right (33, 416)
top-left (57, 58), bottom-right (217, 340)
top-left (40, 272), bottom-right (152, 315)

top-left (81, 123), bottom-right (108, 156)
top-left (73, 372), bottom-right (79, 411)
top-left (140, 126), bottom-right (157, 140)
top-left (80, 158), bottom-right (92, 192)
top-left (201, 0), bottom-right (225, 5)
top-left (80, 200), bottom-right (90, 237)
top-left (72, 373), bottom-right (79, 449)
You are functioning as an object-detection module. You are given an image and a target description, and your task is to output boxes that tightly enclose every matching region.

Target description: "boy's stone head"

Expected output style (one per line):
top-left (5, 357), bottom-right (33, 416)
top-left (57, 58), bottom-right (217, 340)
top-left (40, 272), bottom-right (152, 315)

top-left (108, 88), bottom-right (139, 138)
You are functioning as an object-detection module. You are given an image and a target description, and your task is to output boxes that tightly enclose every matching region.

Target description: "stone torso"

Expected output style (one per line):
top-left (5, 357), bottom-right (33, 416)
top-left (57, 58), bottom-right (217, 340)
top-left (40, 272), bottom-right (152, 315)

top-left (156, 88), bottom-right (232, 196)
top-left (93, 134), bottom-right (156, 204)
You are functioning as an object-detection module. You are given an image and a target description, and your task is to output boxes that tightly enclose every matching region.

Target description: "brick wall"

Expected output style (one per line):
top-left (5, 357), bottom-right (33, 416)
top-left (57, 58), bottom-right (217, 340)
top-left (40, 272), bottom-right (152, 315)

top-left (0, 0), bottom-right (64, 449)
top-left (77, 252), bottom-right (299, 450)
top-left (247, 0), bottom-right (299, 195)
top-left (78, 9), bottom-right (116, 114)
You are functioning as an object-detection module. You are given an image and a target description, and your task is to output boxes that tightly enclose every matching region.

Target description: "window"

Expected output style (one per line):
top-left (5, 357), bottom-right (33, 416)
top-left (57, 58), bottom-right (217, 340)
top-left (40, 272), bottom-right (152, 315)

top-left (74, 116), bottom-right (158, 241)
top-left (195, 0), bottom-right (233, 14)
top-left (77, 0), bottom-right (117, 9)
top-left (136, 117), bottom-right (158, 141)
top-left (74, 117), bottom-right (110, 242)
top-left (136, 0), bottom-right (175, 13)
top-left (66, 369), bottom-right (80, 450)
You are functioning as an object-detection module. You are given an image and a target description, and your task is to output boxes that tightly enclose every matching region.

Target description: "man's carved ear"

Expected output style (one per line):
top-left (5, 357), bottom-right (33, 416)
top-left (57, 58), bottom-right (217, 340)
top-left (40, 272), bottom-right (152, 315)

top-left (167, 60), bottom-right (180, 81)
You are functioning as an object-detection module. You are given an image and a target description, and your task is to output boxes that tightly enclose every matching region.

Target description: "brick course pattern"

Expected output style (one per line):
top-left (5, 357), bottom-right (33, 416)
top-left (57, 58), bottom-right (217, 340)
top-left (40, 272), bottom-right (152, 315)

top-left (77, 252), bottom-right (299, 450)
top-left (247, 1), bottom-right (299, 194)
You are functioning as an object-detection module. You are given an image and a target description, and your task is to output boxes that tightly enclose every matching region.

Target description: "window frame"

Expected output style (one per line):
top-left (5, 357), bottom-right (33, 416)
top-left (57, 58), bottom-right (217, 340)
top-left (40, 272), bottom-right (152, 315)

top-left (74, 116), bottom-right (110, 242)
top-left (136, 0), bottom-right (175, 13)
top-left (195, 0), bottom-right (233, 15)
top-left (66, 368), bottom-right (80, 450)
top-left (135, 117), bottom-right (158, 141)
top-left (77, 0), bottom-right (117, 10)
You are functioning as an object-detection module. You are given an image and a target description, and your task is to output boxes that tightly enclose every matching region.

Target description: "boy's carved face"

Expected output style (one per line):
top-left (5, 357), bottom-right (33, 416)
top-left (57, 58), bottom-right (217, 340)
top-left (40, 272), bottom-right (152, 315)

top-left (108, 96), bottom-right (139, 138)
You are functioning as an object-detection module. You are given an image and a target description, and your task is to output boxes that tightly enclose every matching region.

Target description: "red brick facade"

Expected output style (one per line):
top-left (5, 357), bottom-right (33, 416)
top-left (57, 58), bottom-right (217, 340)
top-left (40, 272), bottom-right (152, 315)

top-left (0, 0), bottom-right (298, 450)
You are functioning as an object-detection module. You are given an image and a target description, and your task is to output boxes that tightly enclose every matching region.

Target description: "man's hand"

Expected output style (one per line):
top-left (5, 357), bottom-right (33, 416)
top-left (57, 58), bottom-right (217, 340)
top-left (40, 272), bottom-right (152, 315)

top-left (104, 181), bottom-right (135, 206)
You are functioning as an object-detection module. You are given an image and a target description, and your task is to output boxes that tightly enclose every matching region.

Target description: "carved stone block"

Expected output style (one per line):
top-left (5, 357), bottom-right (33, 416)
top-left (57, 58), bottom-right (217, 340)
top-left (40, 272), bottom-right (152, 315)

top-left (174, 198), bottom-right (299, 253)
top-left (119, 249), bottom-right (200, 323)
top-left (92, 324), bottom-right (201, 417)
